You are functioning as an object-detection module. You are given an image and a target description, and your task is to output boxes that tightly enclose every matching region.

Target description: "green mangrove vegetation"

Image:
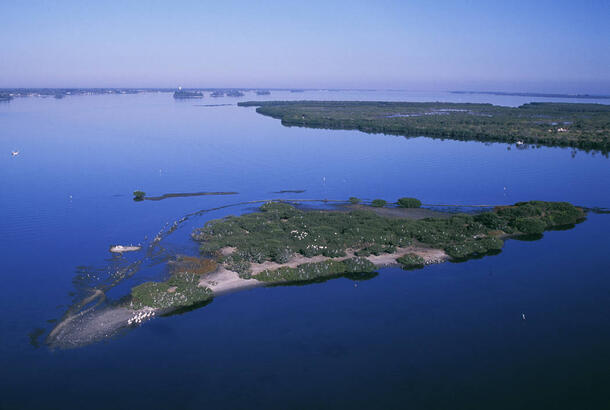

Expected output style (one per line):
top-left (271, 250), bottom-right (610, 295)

top-left (371, 199), bottom-right (387, 207)
top-left (238, 101), bottom-right (610, 153)
top-left (397, 197), bottom-right (422, 208)
top-left (133, 190), bottom-right (146, 201)
top-left (127, 199), bottom-right (584, 310)
top-left (192, 200), bottom-right (585, 283)
top-left (396, 253), bottom-right (426, 269)
top-left (130, 273), bottom-right (213, 310)
top-left (256, 258), bottom-right (376, 283)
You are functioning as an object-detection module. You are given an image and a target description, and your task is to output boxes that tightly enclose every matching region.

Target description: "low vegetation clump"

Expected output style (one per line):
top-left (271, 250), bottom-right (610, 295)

top-left (355, 243), bottom-right (397, 256)
top-left (238, 101), bottom-right (610, 154)
top-left (397, 197), bottom-right (422, 208)
top-left (397, 253), bottom-right (425, 269)
top-left (371, 199), bottom-right (387, 207)
top-left (133, 190), bottom-right (146, 201)
top-left (255, 257), bottom-right (376, 283)
top-left (192, 199), bottom-right (585, 280)
top-left (130, 273), bottom-right (213, 310)
top-left (349, 197), bottom-right (361, 204)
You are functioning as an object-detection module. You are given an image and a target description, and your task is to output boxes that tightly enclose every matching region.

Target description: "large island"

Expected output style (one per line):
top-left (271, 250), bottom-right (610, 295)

top-left (129, 199), bottom-right (585, 311)
top-left (238, 101), bottom-right (610, 152)
top-left (46, 198), bottom-right (586, 348)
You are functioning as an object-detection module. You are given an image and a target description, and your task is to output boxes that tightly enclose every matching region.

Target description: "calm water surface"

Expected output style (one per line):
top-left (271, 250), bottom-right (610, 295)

top-left (1, 91), bottom-right (609, 409)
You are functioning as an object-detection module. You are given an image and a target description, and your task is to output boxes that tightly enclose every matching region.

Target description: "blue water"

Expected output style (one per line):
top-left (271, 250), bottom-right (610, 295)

top-left (1, 91), bottom-right (609, 409)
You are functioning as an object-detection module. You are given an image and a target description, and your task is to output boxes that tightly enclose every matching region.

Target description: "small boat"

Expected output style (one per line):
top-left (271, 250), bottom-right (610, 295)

top-left (11, 150), bottom-right (19, 156)
top-left (109, 245), bottom-right (142, 253)
top-left (516, 141), bottom-right (524, 146)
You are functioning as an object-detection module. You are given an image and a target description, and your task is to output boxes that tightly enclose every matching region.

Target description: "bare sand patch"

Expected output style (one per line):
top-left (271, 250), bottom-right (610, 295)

top-left (220, 246), bottom-right (236, 256)
top-left (199, 246), bottom-right (448, 295)
top-left (198, 267), bottom-right (261, 295)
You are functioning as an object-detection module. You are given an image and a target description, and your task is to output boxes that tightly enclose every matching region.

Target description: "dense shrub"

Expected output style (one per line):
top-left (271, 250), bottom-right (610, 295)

top-left (133, 190), bottom-right (146, 201)
top-left (255, 258), bottom-right (376, 283)
top-left (355, 244), bottom-right (396, 256)
top-left (349, 197), bottom-right (361, 204)
top-left (397, 197), bottom-right (422, 208)
top-left (219, 253), bottom-right (251, 278)
top-left (444, 236), bottom-right (504, 259)
top-left (371, 199), bottom-right (387, 207)
top-left (342, 257), bottom-right (376, 273)
top-left (513, 217), bottom-right (546, 234)
top-left (474, 212), bottom-right (507, 230)
top-left (260, 201), bottom-right (300, 218)
top-left (130, 273), bottom-right (213, 310)
top-left (397, 253), bottom-right (425, 269)
top-left (192, 200), bottom-right (584, 275)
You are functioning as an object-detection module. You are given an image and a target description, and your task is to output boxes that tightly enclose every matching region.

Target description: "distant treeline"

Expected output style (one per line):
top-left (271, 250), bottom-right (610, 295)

top-left (451, 90), bottom-right (610, 99)
top-left (238, 100), bottom-right (610, 153)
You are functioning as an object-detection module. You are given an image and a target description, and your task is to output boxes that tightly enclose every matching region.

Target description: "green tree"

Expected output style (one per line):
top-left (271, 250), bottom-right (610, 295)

top-left (371, 199), bottom-right (387, 207)
top-left (133, 190), bottom-right (146, 201)
top-left (397, 197), bottom-right (422, 208)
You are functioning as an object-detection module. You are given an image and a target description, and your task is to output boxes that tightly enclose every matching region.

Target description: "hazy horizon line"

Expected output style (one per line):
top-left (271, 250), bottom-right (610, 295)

top-left (2, 87), bottom-right (610, 97)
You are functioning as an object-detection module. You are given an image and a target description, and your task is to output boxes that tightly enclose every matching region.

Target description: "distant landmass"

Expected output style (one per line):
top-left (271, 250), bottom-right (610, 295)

top-left (0, 87), bottom-right (298, 99)
top-left (0, 88), bottom-right (155, 98)
top-left (173, 89), bottom-right (204, 99)
top-left (225, 90), bottom-right (245, 97)
top-left (451, 90), bottom-right (610, 99)
top-left (239, 100), bottom-right (610, 153)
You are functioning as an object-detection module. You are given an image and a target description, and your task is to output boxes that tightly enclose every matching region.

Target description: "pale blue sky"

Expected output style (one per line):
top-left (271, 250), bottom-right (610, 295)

top-left (1, 0), bottom-right (609, 92)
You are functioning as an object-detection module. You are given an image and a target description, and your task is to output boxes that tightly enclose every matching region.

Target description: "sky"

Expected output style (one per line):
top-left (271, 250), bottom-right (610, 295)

top-left (1, 0), bottom-right (609, 92)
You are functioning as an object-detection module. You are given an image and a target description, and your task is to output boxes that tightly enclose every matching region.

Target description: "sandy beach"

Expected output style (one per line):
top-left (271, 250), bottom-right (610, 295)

top-left (200, 245), bottom-right (449, 295)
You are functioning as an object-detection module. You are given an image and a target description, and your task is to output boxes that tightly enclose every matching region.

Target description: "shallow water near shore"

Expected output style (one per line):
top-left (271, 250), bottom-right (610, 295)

top-left (1, 90), bottom-right (609, 409)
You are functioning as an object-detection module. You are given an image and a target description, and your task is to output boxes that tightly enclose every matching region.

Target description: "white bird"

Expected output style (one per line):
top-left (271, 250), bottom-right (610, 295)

top-left (522, 313), bottom-right (526, 321)
top-left (11, 150), bottom-right (19, 157)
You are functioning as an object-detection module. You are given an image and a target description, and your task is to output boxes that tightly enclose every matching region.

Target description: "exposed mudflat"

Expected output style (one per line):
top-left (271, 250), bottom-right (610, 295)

top-left (47, 306), bottom-right (136, 349)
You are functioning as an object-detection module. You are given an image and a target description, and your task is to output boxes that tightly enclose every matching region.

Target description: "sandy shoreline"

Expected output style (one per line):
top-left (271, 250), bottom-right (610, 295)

top-left (199, 245), bottom-right (448, 295)
top-left (48, 247), bottom-right (447, 348)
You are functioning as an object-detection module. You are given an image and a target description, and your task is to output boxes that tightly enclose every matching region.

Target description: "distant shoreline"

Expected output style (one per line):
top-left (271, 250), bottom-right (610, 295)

top-left (2, 88), bottom-right (609, 100)
top-left (239, 100), bottom-right (610, 153)
top-left (451, 90), bottom-right (610, 99)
